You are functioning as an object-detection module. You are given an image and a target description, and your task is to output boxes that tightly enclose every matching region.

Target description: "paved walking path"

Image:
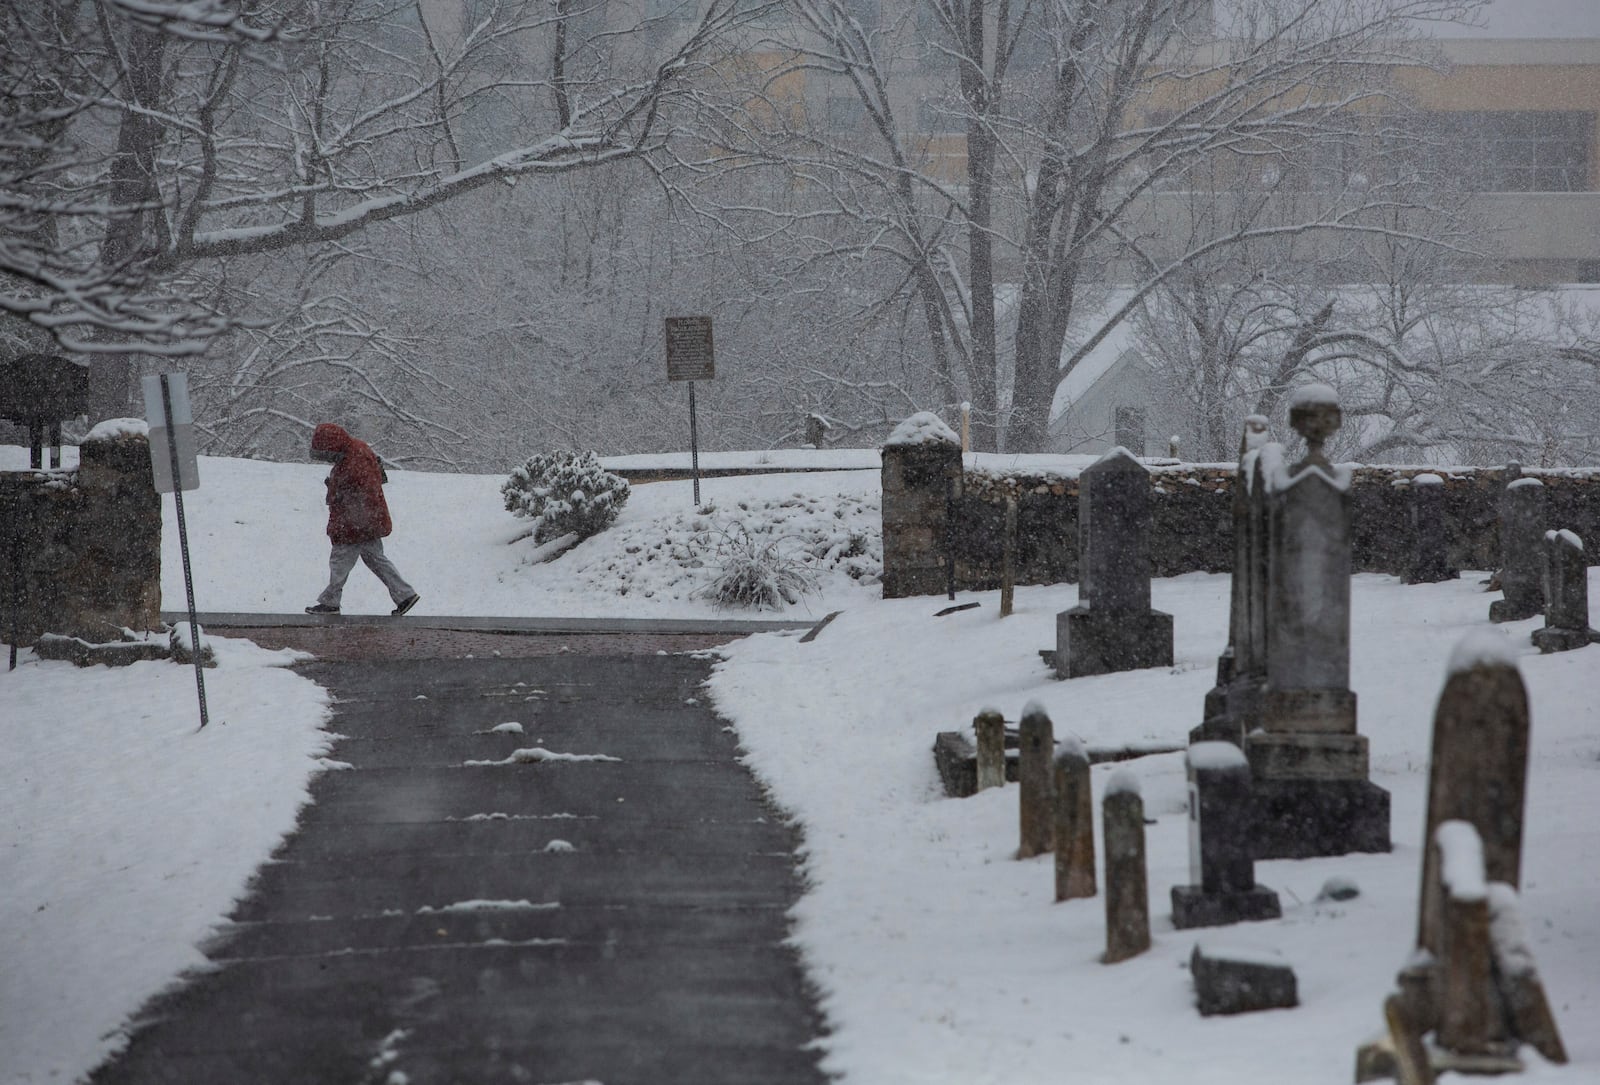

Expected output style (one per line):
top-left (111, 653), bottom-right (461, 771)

top-left (93, 636), bottom-right (826, 1085)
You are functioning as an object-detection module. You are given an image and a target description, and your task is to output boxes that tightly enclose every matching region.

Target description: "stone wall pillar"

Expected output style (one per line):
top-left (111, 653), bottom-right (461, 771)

top-left (1, 428), bottom-right (161, 643)
top-left (880, 412), bottom-right (962, 599)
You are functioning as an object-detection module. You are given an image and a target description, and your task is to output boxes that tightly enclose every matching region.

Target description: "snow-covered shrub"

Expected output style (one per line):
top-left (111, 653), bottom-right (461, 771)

top-left (698, 523), bottom-right (820, 610)
top-left (501, 451), bottom-right (630, 543)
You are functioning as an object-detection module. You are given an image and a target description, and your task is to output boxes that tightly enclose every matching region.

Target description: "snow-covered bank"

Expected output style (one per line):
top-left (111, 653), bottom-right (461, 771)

top-left (707, 573), bottom-right (1600, 1084)
top-left (0, 636), bottom-right (332, 1084)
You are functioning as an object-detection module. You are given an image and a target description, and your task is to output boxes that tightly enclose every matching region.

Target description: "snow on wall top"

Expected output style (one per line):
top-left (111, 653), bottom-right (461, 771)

top-left (85, 418), bottom-right (149, 441)
top-left (1447, 628), bottom-right (1520, 675)
top-left (1413, 473), bottom-right (1444, 487)
top-left (884, 412), bottom-right (959, 448)
top-left (1507, 477), bottom-right (1545, 490)
top-left (1287, 383), bottom-right (1339, 410)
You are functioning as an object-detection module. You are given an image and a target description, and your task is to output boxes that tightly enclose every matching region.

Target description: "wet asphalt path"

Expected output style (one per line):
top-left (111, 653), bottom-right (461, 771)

top-left (92, 646), bottom-right (826, 1085)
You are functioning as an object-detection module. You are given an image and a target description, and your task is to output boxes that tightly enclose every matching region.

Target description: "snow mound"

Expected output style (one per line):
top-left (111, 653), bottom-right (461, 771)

top-left (463, 747), bottom-right (621, 766)
top-left (1287, 383), bottom-right (1339, 409)
top-left (84, 418), bottom-right (149, 441)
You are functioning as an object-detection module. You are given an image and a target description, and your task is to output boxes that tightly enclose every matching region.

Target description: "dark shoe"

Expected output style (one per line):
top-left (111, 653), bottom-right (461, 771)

top-left (391, 594), bottom-right (420, 617)
top-left (305, 603), bottom-right (340, 615)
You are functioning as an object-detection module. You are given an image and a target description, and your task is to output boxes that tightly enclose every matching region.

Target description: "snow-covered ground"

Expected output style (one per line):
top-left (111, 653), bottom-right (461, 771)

top-left (2, 446), bottom-right (1597, 1084)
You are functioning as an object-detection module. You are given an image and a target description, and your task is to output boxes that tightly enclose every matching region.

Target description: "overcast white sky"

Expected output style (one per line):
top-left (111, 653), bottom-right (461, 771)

top-left (1434, 0), bottom-right (1600, 38)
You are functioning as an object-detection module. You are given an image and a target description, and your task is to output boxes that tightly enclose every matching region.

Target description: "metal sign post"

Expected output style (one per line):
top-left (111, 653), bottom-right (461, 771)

top-left (142, 373), bottom-right (208, 728)
top-left (665, 316), bottom-right (715, 507)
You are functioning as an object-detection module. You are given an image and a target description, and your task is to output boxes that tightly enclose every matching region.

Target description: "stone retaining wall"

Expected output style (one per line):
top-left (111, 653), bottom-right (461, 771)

top-left (881, 441), bottom-right (1600, 597)
top-left (1, 432), bottom-right (161, 641)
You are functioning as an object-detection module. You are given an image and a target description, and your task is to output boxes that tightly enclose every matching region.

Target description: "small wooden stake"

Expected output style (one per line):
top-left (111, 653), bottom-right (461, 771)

top-left (1053, 741), bottom-right (1096, 901)
top-left (1000, 496), bottom-right (1017, 618)
top-left (974, 709), bottom-right (1006, 792)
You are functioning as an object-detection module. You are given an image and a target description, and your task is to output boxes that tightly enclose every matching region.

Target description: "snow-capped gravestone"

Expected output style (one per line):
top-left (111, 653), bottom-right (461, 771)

top-left (1531, 529), bottom-right (1599, 653)
top-left (1170, 743), bottom-right (1281, 929)
top-left (1101, 770), bottom-right (1150, 964)
top-left (1416, 631), bottom-right (1530, 959)
top-left (1017, 703), bottom-right (1054, 859)
top-left (1194, 415), bottom-right (1271, 746)
top-left (1357, 636), bottom-right (1567, 1081)
top-left (1052, 739), bottom-right (1095, 901)
top-left (880, 411), bottom-right (962, 598)
top-left (1047, 447), bottom-right (1173, 678)
top-left (1490, 476), bottom-right (1546, 623)
top-left (1405, 473), bottom-right (1458, 585)
top-left (1244, 386), bottom-right (1390, 859)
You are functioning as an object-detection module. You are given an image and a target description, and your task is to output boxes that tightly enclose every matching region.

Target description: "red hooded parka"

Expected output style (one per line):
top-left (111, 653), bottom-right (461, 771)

top-left (311, 423), bottom-right (393, 544)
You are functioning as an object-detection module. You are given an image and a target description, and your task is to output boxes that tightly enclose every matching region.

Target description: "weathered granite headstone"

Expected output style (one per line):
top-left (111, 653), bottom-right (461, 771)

top-left (1017, 703), bottom-right (1054, 859)
top-left (1053, 738), bottom-right (1096, 901)
top-left (1194, 415), bottom-right (1271, 745)
top-left (1114, 406), bottom-right (1147, 455)
top-left (1416, 630), bottom-right (1529, 960)
top-left (1531, 529), bottom-right (1599, 653)
top-left (1101, 770), bottom-right (1150, 964)
top-left (1245, 386), bottom-right (1390, 860)
top-left (1171, 743), bottom-right (1281, 929)
top-left (1489, 477), bottom-right (1546, 623)
top-left (1405, 473), bottom-right (1458, 585)
top-left (1050, 447), bottom-right (1174, 678)
top-left (974, 708), bottom-right (1007, 792)
top-left (1190, 942), bottom-right (1298, 1016)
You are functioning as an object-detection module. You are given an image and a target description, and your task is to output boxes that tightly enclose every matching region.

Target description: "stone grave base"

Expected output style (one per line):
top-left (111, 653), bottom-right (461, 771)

top-left (1355, 1035), bottom-right (1523, 1082)
top-left (1489, 597), bottom-right (1542, 623)
top-left (1050, 605), bottom-right (1174, 679)
top-left (1250, 777), bottom-right (1391, 860)
top-left (1246, 730), bottom-right (1367, 779)
top-left (33, 631), bottom-right (172, 667)
top-left (1171, 884), bottom-right (1283, 930)
top-left (1190, 943), bottom-right (1298, 1016)
top-left (1530, 626), bottom-right (1600, 654)
top-left (1260, 687), bottom-right (1357, 734)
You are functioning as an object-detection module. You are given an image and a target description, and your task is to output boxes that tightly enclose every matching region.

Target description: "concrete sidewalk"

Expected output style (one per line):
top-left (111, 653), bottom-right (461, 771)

top-left (93, 650), bottom-right (826, 1085)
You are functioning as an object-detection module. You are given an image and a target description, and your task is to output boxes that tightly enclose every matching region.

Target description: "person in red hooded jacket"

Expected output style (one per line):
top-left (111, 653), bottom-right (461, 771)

top-left (304, 423), bottom-right (420, 616)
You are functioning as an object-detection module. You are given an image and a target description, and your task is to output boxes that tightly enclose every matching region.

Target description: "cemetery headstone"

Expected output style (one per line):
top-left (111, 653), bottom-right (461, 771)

top-left (1416, 631), bottom-right (1529, 959)
top-left (1049, 447), bottom-right (1174, 678)
top-left (1053, 739), bottom-right (1096, 901)
top-left (1356, 632), bottom-right (1567, 1081)
top-left (1405, 473), bottom-right (1458, 585)
top-left (1194, 415), bottom-right (1271, 745)
top-left (974, 708), bottom-right (1007, 791)
top-left (1171, 743), bottom-right (1282, 929)
top-left (1489, 477), bottom-right (1545, 623)
top-left (1017, 703), bottom-right (1054, 859)
top-left (1101, 770), bottom-right (1151, 964)
top-left (1245, 386), bottom-right (1389, 860)
top-left (1190, 942), bottom-right (1299, 1016)
top-left (1530, 529), bottom-right (1599, 653)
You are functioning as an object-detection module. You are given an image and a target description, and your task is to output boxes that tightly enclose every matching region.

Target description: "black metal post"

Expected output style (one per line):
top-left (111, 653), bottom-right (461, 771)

top-left (5, 494), bottom-right (19, 671)
top-left (28, 422), bottom-right (42, 470)
top-left (160, 376), bottom-right (208, 728)
top-left (688, 380), bottom-right (701, 507)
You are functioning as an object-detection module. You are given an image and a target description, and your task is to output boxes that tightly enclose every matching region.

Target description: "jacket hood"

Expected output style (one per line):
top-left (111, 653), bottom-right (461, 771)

top-left (311, 423), bottom-right (357, 455)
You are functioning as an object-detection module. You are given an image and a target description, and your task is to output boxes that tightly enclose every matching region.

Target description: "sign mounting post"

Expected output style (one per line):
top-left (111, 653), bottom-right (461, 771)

top-left (142, 373), bottom-right (208, 728)
top-left (665, 316), bottom-right (715, 506)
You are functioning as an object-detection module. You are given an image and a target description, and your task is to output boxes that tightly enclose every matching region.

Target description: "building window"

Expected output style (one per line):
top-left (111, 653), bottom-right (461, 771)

top-left (1426, 111), bottom-right (1594, 193)
top-left (917, 98), bottom-right (963, 135)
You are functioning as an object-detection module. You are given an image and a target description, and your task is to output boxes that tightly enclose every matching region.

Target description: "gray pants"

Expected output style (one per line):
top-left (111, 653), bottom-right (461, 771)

top-left (317, 539), bottom-right (416, 607)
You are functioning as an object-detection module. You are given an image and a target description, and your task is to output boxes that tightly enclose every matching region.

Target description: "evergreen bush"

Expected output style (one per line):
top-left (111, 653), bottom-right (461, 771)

top-left (502, 450), bottom-right (630, 542)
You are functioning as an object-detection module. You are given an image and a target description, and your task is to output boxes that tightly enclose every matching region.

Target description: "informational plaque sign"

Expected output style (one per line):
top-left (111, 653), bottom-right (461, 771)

top-left (141, 373), bottom-right (200, 493)
top-left (665, 316), bottom-right (715, 382)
